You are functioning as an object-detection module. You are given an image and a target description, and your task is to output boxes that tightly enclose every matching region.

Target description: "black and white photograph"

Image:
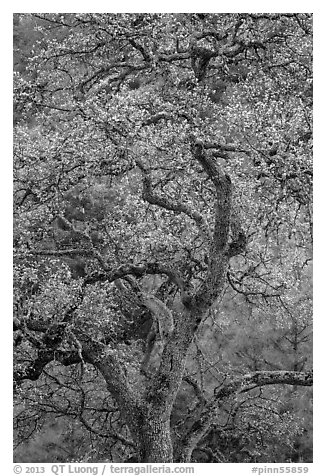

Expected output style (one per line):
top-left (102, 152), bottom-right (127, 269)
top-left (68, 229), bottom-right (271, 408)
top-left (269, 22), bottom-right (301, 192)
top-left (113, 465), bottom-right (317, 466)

top-left (12, 9), bottom-right (313, 467)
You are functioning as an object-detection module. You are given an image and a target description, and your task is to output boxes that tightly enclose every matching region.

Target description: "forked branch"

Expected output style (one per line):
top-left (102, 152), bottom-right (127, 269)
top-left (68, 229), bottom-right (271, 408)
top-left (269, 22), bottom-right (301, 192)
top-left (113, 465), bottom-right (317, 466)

top-left (136, 159), bottom-right (210, 241)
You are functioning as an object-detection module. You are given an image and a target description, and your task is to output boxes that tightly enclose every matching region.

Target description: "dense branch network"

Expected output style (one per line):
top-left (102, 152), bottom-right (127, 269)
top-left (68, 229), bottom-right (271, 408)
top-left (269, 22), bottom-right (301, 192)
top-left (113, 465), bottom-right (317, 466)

top-left (14, 13), bottom-right (312, 463)
top-left (176, 370), bottom-right (313, 462)
top-left (136, 159), bottom-right (211, 242)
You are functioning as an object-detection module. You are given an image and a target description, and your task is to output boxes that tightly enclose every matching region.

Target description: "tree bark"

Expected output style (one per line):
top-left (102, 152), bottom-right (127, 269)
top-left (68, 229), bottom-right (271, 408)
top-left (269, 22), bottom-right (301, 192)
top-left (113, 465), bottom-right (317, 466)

top-left (136, 417), bottom-right (174, 463)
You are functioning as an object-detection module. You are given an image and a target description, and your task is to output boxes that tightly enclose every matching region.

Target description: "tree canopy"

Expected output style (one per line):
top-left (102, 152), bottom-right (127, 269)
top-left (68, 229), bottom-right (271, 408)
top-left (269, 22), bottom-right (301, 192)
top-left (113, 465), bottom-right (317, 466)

top-left (13, 13), bottom-right (312, 463)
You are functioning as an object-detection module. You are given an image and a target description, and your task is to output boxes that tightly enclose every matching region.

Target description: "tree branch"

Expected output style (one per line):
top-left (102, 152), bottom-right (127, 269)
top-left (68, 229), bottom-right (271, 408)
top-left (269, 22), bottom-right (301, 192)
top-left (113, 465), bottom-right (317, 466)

top-left (85, 261), bottom-right (191, 302)
top-left (215, 370), bottom-right (313, 399)
top-left (191, 140), bottom-right (232, 309)
top-left (78, 413), bottom-right (136, 448)
top-left (136, 159), bottom-right (210, 242)
top-left (202, 140), bottom-right (250, 157)
top-left (14, 350), bottom-right (82, 385)
top-left (176, 370), bottom-right (313, 462)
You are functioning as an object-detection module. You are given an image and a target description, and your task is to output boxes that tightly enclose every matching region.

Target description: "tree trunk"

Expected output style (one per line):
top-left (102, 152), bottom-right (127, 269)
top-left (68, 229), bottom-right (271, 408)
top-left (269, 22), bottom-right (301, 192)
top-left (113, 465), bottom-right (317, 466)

top-left (136, 417), bottom-right (174, 463)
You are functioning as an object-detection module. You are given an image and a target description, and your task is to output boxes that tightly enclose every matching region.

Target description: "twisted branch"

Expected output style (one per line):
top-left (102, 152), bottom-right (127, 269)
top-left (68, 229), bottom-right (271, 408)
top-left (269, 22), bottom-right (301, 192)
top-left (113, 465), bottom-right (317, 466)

top-left (136, 159), bottom-right (210, 242)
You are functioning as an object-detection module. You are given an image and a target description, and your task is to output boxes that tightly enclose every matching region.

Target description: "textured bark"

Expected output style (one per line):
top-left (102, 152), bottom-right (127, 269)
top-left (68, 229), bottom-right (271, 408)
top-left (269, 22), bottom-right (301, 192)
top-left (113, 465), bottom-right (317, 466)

top-left (89, 344), bottom-right (174, 461)
top-left (137, 418), bottom-right (174, 463)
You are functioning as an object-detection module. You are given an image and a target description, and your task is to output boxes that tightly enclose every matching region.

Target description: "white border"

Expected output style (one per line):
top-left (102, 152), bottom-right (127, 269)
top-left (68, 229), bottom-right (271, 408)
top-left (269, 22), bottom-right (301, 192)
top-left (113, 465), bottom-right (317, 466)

top-left (7, 1), bottom-right (317, 13)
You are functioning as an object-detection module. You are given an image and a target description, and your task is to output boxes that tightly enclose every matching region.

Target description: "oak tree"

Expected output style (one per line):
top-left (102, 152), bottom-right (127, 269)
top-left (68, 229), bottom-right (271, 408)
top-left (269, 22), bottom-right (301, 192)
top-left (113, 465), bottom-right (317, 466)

top-left (13, 13), bottom-right (312, 463)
